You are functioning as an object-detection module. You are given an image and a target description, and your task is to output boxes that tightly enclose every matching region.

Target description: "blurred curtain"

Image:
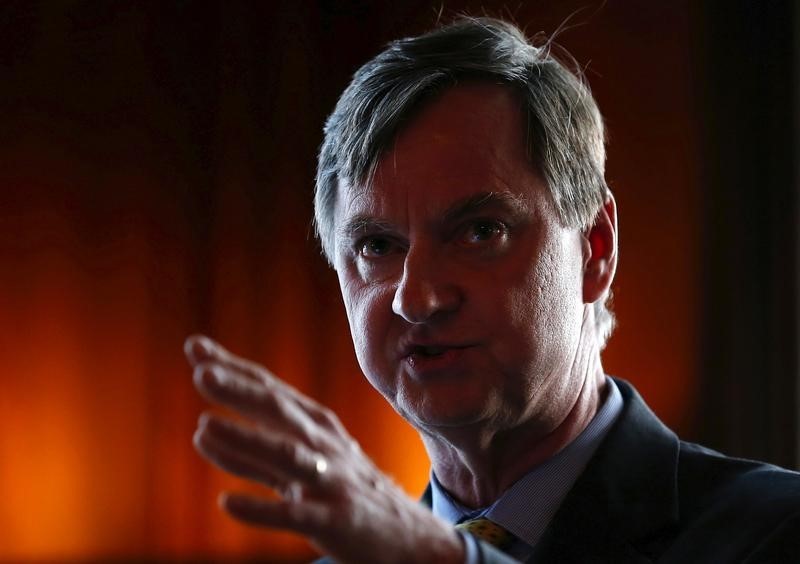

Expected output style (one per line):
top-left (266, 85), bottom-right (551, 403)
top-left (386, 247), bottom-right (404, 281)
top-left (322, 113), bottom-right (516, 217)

top-left (695, 0), bottom-right (799, 469)
top-left (0, 2), bottom-right (430, 560)
top-left (0, 1), bottom-right (796, 562)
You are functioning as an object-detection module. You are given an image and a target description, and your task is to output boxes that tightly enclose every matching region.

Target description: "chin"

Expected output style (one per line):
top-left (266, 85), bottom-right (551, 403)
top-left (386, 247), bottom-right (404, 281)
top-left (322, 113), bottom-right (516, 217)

top-left (408, 409), bottom-right (485, 430)
top-left (397, 387), bottom-right (500, 431)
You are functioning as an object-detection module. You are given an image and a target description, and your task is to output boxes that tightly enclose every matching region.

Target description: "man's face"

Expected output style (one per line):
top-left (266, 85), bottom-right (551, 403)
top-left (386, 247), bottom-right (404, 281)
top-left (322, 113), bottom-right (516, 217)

top-left (332, 83), bottom-right (589, 436)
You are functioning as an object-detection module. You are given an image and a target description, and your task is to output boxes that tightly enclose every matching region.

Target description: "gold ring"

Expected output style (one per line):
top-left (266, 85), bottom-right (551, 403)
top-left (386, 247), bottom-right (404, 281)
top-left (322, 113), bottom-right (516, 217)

top-left (314, 455), bottom-right (328, 475)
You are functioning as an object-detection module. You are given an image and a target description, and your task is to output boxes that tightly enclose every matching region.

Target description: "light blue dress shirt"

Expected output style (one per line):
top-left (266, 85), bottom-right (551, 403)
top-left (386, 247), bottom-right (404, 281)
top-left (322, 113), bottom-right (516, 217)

top-left (430, 377), bottom-right (624, 562)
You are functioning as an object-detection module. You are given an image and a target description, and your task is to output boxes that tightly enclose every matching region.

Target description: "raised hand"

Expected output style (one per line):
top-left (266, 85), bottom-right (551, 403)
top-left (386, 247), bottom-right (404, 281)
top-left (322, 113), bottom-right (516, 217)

top-left (185, 335), bottom-right (464, 564)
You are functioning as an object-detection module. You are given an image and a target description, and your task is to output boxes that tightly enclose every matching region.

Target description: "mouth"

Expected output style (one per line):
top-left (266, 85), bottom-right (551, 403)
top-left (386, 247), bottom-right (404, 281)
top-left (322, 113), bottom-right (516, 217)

top-left (399, 342), bottom-right (475, 375)
top-left (407, 345), bottom-right (450, 358)
top-left (396, 333), bottom-right (477, 376)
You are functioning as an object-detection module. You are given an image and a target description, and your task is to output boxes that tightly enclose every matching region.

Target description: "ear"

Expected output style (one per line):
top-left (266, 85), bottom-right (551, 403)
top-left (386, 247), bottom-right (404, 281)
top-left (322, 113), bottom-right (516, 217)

top-left (582, 192), bottom-right (618, 304)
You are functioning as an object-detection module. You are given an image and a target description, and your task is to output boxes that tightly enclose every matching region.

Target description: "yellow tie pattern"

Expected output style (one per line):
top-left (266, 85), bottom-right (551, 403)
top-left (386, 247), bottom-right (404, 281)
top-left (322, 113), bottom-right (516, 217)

top-left (455, 517), bottom-right (514, 549)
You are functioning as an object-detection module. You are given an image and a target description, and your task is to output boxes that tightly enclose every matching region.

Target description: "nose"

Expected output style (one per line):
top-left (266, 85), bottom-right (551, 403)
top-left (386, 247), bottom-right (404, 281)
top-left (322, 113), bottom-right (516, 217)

top-left (391, 248), bottom-right (462, 324)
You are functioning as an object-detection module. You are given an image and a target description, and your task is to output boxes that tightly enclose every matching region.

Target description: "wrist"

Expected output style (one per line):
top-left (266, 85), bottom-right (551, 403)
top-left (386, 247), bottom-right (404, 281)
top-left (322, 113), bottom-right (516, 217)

top-left (430, 529), bottom-right (467, 564)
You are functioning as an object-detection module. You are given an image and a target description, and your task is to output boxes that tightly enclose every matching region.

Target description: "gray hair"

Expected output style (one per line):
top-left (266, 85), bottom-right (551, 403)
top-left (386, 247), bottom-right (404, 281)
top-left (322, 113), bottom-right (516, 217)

top-left (314, 17), bottom-right (615, 345)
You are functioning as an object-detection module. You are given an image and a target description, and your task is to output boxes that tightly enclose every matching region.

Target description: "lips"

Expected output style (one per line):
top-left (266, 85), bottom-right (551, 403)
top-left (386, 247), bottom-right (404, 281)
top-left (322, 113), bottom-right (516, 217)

top-left (406, 344), bottom-right (449, 357)
top-left (399, 340), bottom-right (469, 359)
top-left (398, 340), bottom-right (474, 378)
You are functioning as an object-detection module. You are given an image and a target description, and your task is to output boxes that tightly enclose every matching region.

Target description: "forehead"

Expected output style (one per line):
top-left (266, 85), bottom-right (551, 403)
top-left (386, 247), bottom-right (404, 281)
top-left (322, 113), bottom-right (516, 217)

top-left (334, 83), bottom-right (547, 226)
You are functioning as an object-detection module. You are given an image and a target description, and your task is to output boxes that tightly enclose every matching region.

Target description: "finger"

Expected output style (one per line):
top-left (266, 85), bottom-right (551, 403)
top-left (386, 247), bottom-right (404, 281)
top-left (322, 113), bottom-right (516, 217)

top-left (185, 334), bottom-right (277, 386)
top-left (187, 336), bottom-right (352, 448)
top-left (193, 363), bottom-right (320, 440)
top-left (220, 492), bottom-right (333, 536)
top-left (196, 414), bottom-right (329, 489)
top-left (194, 418), bottom-right (292, 492)
top-left (184, 334), bottom-right (214, 366)
top-left (186, 335), bottom-right (328, 417)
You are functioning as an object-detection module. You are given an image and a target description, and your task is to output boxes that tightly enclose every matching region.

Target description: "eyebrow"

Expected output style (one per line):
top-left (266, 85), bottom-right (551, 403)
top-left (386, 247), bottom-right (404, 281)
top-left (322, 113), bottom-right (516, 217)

top-left (337, 216), bottom-right (395, 242)
top-left (441, 191), bottom-right (530, 224)
top-left (337, 191), bottom-right (530, 241)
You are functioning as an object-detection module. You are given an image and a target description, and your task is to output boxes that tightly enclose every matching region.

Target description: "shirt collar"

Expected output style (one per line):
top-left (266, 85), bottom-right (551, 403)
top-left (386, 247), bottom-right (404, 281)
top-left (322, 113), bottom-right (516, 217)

top-left (430, 377), bottom-right (624, 548)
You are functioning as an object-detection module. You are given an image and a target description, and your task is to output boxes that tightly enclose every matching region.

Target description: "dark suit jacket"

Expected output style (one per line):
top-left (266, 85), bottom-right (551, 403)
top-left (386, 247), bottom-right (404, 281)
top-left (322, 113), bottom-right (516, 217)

top-left (449, 379), bottom-right (800, 563)
top-left (318, 379), bottom-right (800, 563)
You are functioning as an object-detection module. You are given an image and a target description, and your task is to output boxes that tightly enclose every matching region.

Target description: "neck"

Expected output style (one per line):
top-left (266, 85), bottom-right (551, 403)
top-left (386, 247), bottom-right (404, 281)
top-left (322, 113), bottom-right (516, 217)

top-left (422, 311), bottom-right (607, 508)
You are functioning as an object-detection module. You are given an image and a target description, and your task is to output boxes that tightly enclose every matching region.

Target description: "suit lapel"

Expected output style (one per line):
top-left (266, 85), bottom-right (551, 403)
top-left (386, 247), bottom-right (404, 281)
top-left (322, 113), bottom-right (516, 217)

top-left (531, 379), bottom-right (680, 562)
top-left (420, 380), bottom-right (680, 562)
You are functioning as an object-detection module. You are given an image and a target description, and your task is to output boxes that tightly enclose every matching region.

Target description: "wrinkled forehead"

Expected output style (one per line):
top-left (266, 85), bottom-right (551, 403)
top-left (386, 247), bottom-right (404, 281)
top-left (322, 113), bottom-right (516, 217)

top-left (334, 177), bottom-right (379, 221)
top-left (333, 83), bottom-right (537, 219)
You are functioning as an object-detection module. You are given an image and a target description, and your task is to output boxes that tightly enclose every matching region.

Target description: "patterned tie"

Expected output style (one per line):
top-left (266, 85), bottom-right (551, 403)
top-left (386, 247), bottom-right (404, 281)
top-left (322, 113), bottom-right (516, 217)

top-left (455, 517), bottom-right (515, 549)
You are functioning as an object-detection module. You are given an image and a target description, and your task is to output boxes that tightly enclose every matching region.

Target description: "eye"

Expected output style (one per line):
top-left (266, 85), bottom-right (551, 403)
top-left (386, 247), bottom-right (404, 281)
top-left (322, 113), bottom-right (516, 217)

top-left (459, 220), bottom-right (507, 245)
top-left (359, 236), bottom-right (397, 258)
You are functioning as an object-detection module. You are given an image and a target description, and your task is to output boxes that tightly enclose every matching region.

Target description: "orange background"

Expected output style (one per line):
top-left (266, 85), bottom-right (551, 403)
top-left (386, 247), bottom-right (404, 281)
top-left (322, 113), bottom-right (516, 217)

top-left (0, 1), bottom-right (789, 562)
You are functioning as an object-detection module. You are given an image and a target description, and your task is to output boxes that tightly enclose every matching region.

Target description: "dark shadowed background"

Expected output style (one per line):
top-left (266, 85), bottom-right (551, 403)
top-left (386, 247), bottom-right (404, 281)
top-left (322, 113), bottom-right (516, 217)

top-left (0, 1), bottom-right (797, 561)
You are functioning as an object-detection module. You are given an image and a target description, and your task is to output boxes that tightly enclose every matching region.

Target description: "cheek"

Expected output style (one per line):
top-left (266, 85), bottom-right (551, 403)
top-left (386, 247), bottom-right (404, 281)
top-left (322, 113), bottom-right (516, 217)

top-left (505, 238), bottom-right (584, 364)
top-left (338, 272), bottom-right (394, 373)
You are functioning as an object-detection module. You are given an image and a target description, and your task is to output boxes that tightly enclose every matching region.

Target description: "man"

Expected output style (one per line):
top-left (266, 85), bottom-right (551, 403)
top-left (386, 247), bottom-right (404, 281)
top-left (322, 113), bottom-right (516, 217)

top-left (185, 18), bottom-right (800, 563)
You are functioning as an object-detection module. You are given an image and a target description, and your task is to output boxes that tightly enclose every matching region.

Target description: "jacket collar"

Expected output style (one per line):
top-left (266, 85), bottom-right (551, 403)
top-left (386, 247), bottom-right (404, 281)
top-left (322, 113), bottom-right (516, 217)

top-left (421, 379), bottom-right (680, 562)
top-left (531, 378), bottom-right (680, 562)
